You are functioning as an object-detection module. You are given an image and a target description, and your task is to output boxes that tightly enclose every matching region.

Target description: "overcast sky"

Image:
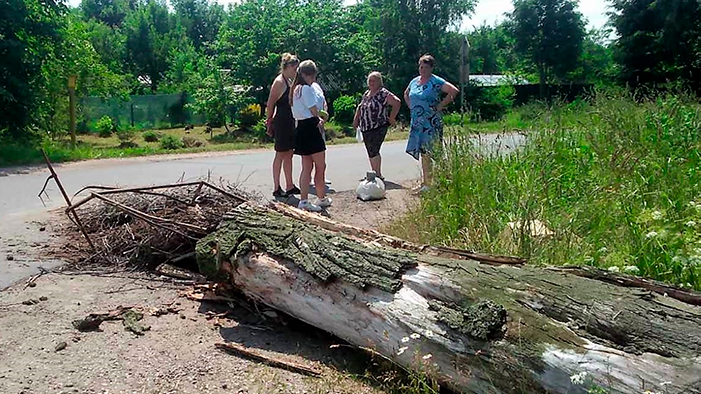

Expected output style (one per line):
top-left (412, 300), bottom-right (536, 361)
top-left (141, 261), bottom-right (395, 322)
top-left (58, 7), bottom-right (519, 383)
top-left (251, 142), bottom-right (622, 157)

top-left (68, 0), bottom-right (612, 32)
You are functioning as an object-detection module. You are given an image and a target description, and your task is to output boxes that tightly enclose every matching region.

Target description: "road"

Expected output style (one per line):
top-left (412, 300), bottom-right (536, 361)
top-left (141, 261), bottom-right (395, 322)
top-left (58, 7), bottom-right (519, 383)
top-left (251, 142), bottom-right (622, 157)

top-left (0, 134), bottom-right (525, 289)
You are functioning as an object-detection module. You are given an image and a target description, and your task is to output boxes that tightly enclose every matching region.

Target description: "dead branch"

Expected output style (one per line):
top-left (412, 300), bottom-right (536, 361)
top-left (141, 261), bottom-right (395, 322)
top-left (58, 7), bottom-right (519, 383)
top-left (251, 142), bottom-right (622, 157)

top-left (215, 342), bottom-right (322, 377)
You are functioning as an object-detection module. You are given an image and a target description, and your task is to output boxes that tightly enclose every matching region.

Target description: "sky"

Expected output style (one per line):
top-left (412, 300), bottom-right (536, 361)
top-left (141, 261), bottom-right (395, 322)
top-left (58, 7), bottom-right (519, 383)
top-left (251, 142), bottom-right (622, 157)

top-left (67, 0), bottom-right (612, 32)
top-left (462, 0), bottom-right (611, 31)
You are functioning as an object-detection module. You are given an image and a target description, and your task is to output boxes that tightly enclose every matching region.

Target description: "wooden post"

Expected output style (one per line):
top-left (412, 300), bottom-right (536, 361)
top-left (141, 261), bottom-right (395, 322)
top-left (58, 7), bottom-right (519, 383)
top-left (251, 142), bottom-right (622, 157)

top-left (67, 75), bottom-right (77, 148)
top-left (460, 37), bottom-right (470, 126)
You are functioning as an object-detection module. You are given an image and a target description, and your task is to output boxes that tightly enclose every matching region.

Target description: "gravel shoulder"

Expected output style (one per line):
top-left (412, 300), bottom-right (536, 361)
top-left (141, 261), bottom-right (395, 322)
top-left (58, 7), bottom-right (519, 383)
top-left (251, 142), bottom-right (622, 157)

top-left (0, 187), bottom-right (418, 394)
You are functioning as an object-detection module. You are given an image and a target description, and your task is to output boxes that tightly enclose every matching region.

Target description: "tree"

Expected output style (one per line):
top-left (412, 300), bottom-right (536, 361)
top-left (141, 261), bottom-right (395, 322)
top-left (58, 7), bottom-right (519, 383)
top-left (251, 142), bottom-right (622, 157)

top-left (38, 14), bottom-right (127, 138)
top-left (0, 0), bottom-right (63, 141)
top-left (509, 0), bottom-right (585, 97)
top-left (466, 23), bottom-right (520, 76)
top-left (80, 0), bottom-right (134, 27)
top-left (610, 0), bottom-right (701, 93)
top-left (568, 28), bottom-right (617, 86)
top-left (171, 0), bottom-right (225, 52)
top-left (360, 0), bottom-right (477, 94)
top-left (123, 0), bottom-right (188, 92)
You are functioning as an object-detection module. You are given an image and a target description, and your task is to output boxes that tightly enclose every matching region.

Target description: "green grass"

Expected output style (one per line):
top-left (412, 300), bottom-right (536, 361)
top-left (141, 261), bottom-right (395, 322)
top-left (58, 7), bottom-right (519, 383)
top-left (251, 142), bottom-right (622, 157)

top-left (0, 124), bottom-right (409, 168)
top-left (385, 91), bottom-right (701, 290)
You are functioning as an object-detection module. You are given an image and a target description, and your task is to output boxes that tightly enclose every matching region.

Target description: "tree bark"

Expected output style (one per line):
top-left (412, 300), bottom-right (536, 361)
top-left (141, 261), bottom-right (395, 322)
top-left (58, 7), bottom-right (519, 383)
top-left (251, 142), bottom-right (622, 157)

top-left (196, 203), bottom-right (701, 394)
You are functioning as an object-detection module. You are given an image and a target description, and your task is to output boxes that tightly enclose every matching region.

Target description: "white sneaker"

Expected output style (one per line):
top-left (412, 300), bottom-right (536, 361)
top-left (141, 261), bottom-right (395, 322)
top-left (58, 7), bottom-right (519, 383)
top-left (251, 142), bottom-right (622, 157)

top-left (317, 197), bottom-right (332, 208)
top-left (325, 178), bottom-right (332, 185)
top-left (298, 199), bottom-right (323, 212)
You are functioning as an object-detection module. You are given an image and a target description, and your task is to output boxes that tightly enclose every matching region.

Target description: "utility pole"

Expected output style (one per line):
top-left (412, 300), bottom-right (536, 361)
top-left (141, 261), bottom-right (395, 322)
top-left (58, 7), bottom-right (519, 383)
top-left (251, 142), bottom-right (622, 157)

top-left (460, 37), bottom-right (470, 125)
top-left (67, 75), bottom-right (77, 148)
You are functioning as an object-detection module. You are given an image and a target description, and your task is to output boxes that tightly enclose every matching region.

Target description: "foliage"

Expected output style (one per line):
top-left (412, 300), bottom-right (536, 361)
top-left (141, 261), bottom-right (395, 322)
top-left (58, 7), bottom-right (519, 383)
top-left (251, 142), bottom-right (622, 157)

top-left (171, 0), bottom-right (224, 51)
top-left (142, 130), bottom-right (161, 142)
top-left (96, 115), bottom-right (115, 137)
top-left (238, 103), bottom-right (261, 130)
top-left (467, 85), bottom-right (516, 122)
top-left (0, 0), bottom-right (63, 141)
top-left (332, 95), bottom-right (357, 125)
top-left (187, 58), bottom-right (247, 128)
top-left (569, 28), bottom-right (617, 86)
top-left (252, 118), bottom-right (269, 142)
top-left (610, 0), bottom-right (701, 94)
top-left (389, 92), bottom-right (701, 290)
top-left (509, 0), bottom-right (586, 95)
top-left (159, 133), bottom-right (183, 149)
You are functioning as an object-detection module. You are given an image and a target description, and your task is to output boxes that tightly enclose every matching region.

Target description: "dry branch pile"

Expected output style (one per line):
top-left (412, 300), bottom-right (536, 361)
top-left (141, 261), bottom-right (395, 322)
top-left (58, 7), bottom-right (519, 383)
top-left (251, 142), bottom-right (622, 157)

top-left (61, 181), bottom-right (249, 270)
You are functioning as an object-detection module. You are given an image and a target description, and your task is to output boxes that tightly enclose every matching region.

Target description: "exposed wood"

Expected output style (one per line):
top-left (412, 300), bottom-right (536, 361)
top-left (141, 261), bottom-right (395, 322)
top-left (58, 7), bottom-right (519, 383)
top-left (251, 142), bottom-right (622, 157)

top-left (215, 342), bottom-right (322, 377)
top-left (198, 203), bottom-right (701, 394)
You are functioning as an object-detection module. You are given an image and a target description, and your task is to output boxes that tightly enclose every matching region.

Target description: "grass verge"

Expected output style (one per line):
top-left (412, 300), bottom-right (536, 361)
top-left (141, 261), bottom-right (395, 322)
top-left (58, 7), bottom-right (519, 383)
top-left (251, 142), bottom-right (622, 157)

top-left (385, 92), bottom-right (701, 290)
top-left (0, 125), bottom-right (409, 168)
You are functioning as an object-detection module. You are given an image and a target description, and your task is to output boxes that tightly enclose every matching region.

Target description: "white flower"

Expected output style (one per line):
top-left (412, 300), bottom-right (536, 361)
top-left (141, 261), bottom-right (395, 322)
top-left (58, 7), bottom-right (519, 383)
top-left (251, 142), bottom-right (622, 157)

top-left (569, 371), bottom-right (587, 385)
top-left (422, 354), bottom-right (432, 360)
top-left (688, 256), bottom-right (701, 267)
top-left (397, 346), bottom-right (408, 356)
top-left (401, 337), bottom-right (410, 343)
top-left (424, 330), bottom-right (434, 338)
top-left (672, 256), bottom-right (687, 264)
top-left (686, 221), bottom-right (697, 227)
top-left (645, 231), bottom-right (659, 239)
top-left (660, 382), bottom-right (672, 387)
top-left (598, 247), bottom-right (608, 254)
top-left (623, 265), bottom-right (640, 275)
top-left (607, 266), bottom-right (620, 273)
top-left (410, 333), bottom-right (421, 340)
top-left (652, 211), bottom-right (663, 220)
top-left (643, 391), bottom-right (662, 394)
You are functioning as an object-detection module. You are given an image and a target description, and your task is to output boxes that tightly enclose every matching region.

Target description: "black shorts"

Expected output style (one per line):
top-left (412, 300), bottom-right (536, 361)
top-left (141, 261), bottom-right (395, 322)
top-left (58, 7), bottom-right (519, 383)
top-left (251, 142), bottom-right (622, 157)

top-left (362, 124), bottom-right (388, 158)
top-left (294, 117), bottom-right (326, 156)
top-left (273, 115), bottom-right (295, 152)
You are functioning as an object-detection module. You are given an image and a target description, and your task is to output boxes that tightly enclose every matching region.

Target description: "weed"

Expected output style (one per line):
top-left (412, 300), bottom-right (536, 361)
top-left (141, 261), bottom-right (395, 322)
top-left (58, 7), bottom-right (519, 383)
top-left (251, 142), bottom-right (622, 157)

top-left (388, 92), bottom-right (701, 289)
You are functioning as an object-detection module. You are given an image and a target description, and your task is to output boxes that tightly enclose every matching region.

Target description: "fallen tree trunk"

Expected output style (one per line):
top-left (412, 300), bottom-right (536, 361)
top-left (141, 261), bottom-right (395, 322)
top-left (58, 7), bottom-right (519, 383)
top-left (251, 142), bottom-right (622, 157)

top-left (196, 203), bottom-right (701, 394)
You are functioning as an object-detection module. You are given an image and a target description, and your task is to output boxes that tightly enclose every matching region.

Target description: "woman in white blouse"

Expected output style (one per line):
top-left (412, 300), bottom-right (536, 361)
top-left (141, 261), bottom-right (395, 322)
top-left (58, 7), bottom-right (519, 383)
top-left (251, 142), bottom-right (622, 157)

top-left (289, 60), bottom-right (331, 212)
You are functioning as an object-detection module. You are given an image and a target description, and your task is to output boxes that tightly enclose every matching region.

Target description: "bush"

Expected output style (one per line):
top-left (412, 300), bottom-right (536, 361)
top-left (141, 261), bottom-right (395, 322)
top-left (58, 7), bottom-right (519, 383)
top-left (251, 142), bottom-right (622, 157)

top-left (466, 85), bottom-right (516, 122)
top-left (442, 113), bottom-right (470, 126)
top-left (332, 95), bottom-right (357, 125)
top-left (142, 130), bottom-right (161, 142)
top-left (96, 116), bottom-right (114, 138)
top-left (117, 129), bottom-right (136, 143)
top-left (252, 118), bottom-right (270, 143)
top-left (160, 134), bottom-right (183, 150)
top-left (238, 103), bottom-right (261, 130)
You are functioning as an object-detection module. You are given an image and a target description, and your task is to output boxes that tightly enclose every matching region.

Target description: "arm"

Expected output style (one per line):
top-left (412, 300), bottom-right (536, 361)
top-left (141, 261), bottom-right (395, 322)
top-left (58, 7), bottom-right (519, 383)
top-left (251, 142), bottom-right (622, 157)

top-left (265, 77), bottom-right (285, 136)
top-left (403, 86), bottom-right (411, 109)
top-left (436, 81), bottom-right (459, 112)
top-left (352, 103), bottom-right (361, 129)
top-left (386, 92), bottom-right (401, 126)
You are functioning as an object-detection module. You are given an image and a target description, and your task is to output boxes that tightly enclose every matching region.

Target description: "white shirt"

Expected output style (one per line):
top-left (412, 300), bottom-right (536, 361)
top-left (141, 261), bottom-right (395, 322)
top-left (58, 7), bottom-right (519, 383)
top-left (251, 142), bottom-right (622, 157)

top-left (292, 85), bottom-right (325, 120)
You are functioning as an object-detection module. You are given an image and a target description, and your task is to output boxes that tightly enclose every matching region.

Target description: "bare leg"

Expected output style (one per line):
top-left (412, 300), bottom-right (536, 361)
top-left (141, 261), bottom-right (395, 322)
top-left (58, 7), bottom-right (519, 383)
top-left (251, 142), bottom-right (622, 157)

top-left (272, 152), bottom-right (284, 190)
top-left (421, 154), bottom-right (432, 186)
top-left (311, 151), bottom-right (327, 199)
top-left (300, 155), bottom-right (314, 201)
top-left (281, 150), bottom-right (294, 190)
top-left (369, 155), bottom-right (382, 177)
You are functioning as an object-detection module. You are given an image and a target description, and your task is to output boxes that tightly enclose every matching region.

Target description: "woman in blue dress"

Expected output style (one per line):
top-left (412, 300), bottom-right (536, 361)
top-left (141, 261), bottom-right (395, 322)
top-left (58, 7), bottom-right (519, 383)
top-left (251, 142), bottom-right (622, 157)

top-left (404, 55), bottom-right (459, 193)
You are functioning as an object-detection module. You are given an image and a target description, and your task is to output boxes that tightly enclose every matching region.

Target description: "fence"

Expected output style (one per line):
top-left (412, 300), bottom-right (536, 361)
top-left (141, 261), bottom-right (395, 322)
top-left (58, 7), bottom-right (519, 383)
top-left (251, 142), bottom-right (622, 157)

top-left (79, 92), bottom-right (206, 132)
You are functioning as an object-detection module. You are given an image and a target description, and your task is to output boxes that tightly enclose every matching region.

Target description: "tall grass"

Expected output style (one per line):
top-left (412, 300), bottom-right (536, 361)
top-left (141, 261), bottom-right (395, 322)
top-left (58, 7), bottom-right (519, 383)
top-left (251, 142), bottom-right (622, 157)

top-left (388, 91), bottom-right (701, 290)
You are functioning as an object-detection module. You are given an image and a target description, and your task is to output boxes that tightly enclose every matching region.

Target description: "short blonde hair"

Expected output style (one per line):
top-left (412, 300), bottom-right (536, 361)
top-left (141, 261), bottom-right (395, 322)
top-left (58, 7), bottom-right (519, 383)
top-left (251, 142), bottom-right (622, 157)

top-left (367, 71), bottom-right (383, 86)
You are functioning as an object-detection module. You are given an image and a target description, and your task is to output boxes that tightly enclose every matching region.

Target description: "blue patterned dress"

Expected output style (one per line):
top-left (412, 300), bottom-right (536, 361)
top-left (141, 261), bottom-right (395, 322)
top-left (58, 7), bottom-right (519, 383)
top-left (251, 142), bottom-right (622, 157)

top-left (405, 75), bottom-right (446, 160)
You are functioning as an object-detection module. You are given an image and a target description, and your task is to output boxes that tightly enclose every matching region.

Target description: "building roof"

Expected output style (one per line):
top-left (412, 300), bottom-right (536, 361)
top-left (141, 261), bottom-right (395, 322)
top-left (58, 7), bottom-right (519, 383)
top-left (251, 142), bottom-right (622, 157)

top-left (469, 75), bottom-right (530, 86)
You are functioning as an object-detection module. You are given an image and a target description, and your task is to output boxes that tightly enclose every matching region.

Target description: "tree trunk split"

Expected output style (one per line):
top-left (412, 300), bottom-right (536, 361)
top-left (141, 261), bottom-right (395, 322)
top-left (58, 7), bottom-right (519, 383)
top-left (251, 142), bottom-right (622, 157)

top-left (196, 202), bottom-right (701, 394)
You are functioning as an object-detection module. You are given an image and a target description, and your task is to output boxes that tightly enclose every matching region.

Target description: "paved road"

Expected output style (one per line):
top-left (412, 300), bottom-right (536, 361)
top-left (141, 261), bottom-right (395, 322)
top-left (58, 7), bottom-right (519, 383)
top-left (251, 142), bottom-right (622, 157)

top-left (0, 134), bottom-right (524, 289)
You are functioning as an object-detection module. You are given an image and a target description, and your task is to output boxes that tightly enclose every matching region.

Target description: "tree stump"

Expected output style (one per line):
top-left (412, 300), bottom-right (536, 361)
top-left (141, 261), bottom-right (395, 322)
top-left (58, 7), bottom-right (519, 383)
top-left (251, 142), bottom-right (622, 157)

top-left (196, 203), bottom-right (701, 394)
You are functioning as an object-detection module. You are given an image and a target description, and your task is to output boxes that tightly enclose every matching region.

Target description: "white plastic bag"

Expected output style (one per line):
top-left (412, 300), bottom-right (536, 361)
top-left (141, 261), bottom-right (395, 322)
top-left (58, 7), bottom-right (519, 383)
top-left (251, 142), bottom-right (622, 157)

top-left (356, 172), bottom-right (386, 201)
top-left (356, 127), bottom-right (364, 143)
